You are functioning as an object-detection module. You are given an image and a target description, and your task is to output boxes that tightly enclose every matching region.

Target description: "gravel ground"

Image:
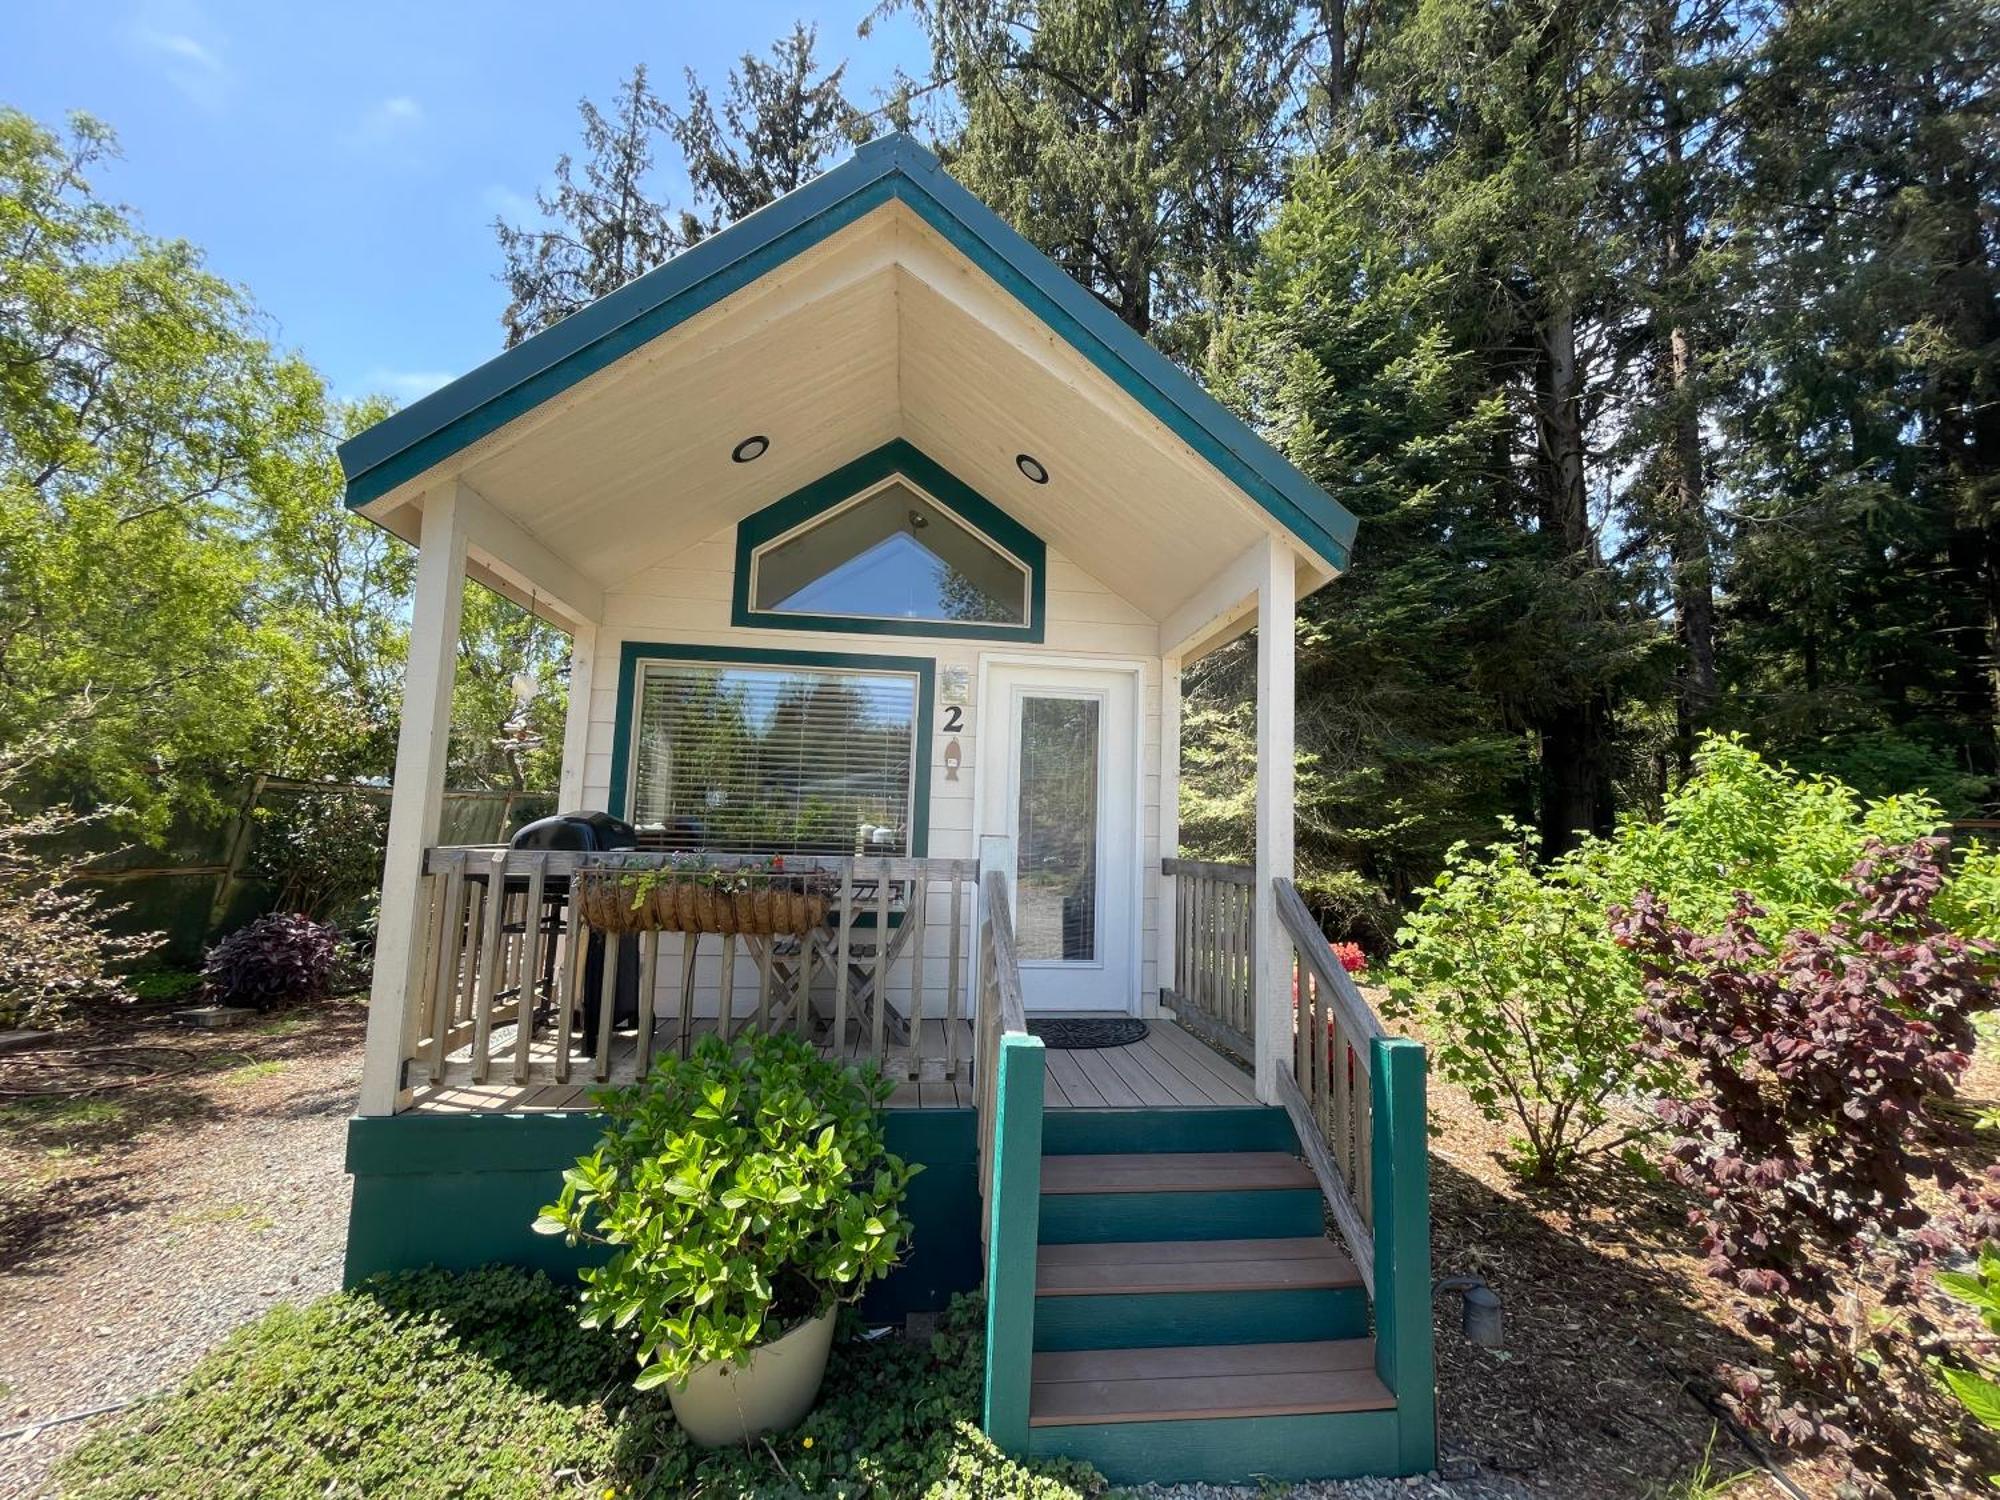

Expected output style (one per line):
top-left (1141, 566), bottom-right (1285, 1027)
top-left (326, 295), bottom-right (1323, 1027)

top-left (0, 1000), bottom-right (365, 1498)
top-left (1123, 1448), bottom-right (1532, 1500)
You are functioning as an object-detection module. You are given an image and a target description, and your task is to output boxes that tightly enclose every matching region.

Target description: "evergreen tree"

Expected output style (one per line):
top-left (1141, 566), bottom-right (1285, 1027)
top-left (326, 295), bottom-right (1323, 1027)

top-left (495, 66), bottom-right (689, 347)
top-left (496, 30), bottom-right (864, 345)
top-left (670, 22), bottom-right (867, 233)
top-left (893, 0), bottom-right (1324, 352)
top-left (1720, 0), bottom-right (2000, 806)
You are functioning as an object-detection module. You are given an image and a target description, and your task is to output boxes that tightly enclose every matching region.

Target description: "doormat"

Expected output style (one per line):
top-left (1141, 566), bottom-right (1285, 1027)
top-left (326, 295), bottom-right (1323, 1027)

top-left (1027, 1018), bottom-right (1149, 1050)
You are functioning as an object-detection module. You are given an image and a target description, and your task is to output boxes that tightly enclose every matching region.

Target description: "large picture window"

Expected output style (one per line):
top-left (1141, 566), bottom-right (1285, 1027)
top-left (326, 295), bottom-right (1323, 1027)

top-left (626, 657), bottom-right (921, 856)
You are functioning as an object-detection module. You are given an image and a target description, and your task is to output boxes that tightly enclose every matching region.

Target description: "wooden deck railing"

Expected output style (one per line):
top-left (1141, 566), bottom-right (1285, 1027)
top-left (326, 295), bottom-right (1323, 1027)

top-left (972, 858), bottom-right (1044, 1456)
top-left (402, 846), bottom-right (979, 1100)
top-left (1273, 875), bottom-right (1386, 1293)
top-left (1160, 857), bottom-right (1256, 1061)
top-left (1272, 873), bottom-right (1434, 1470)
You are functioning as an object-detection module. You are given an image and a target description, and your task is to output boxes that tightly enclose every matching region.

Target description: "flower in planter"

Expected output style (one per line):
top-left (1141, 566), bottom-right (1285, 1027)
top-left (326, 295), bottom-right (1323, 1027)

top-left (533, 1031), bottom-right (919, 1393)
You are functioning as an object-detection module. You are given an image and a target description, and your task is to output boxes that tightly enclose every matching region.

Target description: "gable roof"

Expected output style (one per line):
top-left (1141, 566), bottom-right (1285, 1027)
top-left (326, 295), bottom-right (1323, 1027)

top-left (337, 133), bottom-right (1356, 571)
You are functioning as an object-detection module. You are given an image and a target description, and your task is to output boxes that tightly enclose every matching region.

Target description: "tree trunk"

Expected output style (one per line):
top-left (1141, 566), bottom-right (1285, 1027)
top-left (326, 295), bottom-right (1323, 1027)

top-left (1933, 160), bottom-right (2000, 785)
top-left (1534, 296), bottom-right (1617, 855)
top-left (1657, 131), bottom-right (1716, 773)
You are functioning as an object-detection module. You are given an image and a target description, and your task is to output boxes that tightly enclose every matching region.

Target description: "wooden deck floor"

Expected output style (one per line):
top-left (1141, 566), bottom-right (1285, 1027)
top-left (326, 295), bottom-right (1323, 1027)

top-left (402, 1016), bottom-right (1256, 1114)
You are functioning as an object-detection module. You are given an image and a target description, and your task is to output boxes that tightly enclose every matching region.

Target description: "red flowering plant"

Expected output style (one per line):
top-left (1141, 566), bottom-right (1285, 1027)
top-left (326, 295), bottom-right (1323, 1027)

top-left (1611, 838), bottom-right (2000, 1493)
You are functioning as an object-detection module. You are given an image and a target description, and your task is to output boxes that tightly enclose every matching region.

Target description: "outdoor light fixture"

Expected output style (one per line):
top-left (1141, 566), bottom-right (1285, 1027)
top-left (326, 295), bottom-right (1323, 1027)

top-left (1015, 453), bottom-right (1049, 484)
top-left (732, 435), bottom-right (770, 463)
top-left (1435, 1275), bottom-right (1504, 1349)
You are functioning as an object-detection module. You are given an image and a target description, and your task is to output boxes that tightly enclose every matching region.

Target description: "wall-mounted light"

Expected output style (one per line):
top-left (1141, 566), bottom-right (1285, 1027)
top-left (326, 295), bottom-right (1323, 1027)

top-left (732, 435), bottom-right (770, 464)
top-left (1016, 453), bottom-right (1049, 484)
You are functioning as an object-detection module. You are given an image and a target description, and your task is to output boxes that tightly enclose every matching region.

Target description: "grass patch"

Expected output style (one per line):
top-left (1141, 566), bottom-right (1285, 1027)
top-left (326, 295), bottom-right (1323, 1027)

top-left (126, 969), bottom-right (203, 1003)
top-left (167, 1200), bottom-right (276, 1233)
top-left (213, 1059), bottom-right (286, 1086)
top-left (252, 1015), bottom-right (312, 1038)
top-left (0, 1096), bottom-right (127, 1132)
top-left (58, 1266), bottom-right (1103, 1500)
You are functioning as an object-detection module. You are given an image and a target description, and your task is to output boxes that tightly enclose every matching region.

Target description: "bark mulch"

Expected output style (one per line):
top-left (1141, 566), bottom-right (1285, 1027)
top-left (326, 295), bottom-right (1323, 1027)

top-left (0, 995), bottom-right (366, 1498)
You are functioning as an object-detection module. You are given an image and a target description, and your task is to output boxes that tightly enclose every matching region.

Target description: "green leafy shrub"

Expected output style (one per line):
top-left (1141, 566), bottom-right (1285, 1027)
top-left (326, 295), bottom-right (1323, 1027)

top-left (1385, 736), bottom-right (1981, 1184)
top-left (59, 1266), bottom-right (1102, 1499)
top-left (200, 912), bottom-right (339, 1010)
top-left (253, 788), bottom-right (387, 923)
top-left (0, 740), bottom-right (160, 1029)
top-left (1608, 735), bottom-right (1941, 939)
top-left (1938, 1244), bottom-right (2000, 1445)
top-left (537, 1031), bottom-right (919, 1390)
top-left (1943, 842), bottom-right (2000, 944)
top-left (1386, 826), bottom-right (1679, 1181)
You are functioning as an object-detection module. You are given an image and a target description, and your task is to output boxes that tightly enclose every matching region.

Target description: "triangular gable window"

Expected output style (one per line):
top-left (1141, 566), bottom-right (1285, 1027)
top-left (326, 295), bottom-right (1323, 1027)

top-left (749, 477), bottom-right (1030, 628)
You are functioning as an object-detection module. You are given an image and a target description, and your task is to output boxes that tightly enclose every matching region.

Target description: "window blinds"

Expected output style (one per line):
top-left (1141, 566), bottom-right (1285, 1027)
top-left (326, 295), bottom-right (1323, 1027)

top-left (629, 660), bottom-right (919, 856)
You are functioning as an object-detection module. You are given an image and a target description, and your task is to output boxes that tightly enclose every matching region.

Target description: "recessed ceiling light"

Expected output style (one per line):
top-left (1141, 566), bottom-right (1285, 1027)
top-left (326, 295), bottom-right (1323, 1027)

top-left (1016, 453), bottom-right (1048, 484)
top-left (732, 435), bottom-right (770, 463)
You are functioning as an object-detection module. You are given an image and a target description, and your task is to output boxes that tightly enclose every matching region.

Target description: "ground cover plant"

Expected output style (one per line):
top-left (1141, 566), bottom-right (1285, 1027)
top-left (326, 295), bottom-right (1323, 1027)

top-left (56, 1266), bottom-right (1100, 1500)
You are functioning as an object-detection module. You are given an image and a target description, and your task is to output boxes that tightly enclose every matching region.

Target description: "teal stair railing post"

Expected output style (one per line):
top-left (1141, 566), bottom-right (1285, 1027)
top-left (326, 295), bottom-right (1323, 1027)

top-left (981, 1030), bottom-right (1045, 1451)
top-left (1370, 1035), bottom-right (1435, 1474)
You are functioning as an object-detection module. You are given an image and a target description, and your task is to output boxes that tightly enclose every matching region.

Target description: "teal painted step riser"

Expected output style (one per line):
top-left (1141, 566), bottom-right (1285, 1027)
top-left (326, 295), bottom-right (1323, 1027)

top-left (1029, 1409), bottom-right (1403, 1485)
top-left (1038, 1188), bottom-right (1323, 1243)
top-left (1032, 1287), bottom-right (1366, 1351)
top-left (1038, 1106), bottom-right (1297, 1157)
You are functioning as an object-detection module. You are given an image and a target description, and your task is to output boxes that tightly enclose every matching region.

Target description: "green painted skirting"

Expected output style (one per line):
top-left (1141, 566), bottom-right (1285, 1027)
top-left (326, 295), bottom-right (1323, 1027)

top-left (1038, 1105), bottom-right (1294, 1156)
top-left (1030, 1286), bottom-right (1367, 1351)
top-left (343, 1107), bottom-right (981, 1321)
top-left (1029, 1408), bottom-right (1401, 1485)
top-left (1036, 1187), bottom-right (1324, 1244)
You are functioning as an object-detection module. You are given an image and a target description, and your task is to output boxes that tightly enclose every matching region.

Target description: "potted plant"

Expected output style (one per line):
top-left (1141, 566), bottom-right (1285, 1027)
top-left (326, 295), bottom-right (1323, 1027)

top-left (534, 1031), bottom-right (918, 1446)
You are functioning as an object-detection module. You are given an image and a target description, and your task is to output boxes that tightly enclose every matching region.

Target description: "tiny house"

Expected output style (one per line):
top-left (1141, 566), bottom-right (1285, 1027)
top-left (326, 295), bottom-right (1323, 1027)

top-left (339, 134), bottom-right (1434, 1486)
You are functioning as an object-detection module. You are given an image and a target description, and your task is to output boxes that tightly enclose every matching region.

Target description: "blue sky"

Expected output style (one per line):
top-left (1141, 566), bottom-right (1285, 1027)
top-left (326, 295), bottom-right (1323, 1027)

top-left (0, 1), bottom-right (930, 407)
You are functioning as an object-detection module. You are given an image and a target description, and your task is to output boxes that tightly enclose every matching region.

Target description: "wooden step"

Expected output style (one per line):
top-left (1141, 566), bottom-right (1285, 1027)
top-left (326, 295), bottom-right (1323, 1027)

top-left (1028, 1338), bottom-right (1394, 1427)
top-left (1036, 1237), bottom-right (1360, 1297)
top-left (1039, 1151), bottom-right (1314, 1195)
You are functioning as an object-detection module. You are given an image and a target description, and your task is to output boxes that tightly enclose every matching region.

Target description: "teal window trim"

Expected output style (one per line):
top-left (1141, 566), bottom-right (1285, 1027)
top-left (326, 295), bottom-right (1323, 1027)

top-left (606, 640), bottom-right (934, 857)
top-left (731, 440), bottom-right (1047, 644)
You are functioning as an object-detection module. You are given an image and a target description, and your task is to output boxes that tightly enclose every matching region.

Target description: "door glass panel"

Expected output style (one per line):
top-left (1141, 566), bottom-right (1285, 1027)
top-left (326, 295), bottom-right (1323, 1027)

top-left (1016, 696), bottom-right (1100, 962)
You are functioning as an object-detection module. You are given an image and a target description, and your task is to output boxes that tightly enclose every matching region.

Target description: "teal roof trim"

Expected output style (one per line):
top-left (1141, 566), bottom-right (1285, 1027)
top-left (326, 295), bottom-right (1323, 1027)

top-left (337, 134), bottom-right (1356, 570)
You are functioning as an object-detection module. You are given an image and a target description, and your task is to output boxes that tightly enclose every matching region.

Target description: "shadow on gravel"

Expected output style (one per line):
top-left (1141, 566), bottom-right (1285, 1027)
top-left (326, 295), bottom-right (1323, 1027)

top-left (0, 998), bottom-right (367, 1275)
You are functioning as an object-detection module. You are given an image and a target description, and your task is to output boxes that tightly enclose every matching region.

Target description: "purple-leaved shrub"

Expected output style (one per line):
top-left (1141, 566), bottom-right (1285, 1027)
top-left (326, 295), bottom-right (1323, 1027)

top-left (1613, 837), bottom-right (2000, 1493)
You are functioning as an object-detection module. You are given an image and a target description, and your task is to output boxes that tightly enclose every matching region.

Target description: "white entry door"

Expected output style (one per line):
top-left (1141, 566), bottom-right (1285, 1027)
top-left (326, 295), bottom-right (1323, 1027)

top-left (978, 662), bottom-right (1140, 1013)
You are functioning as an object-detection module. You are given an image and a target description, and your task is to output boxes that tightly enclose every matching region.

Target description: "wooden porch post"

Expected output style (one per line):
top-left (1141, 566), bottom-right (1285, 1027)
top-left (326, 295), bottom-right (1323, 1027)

top-left (1252, 535), bottom-right (1296, 1104)
top-left (1152, 655), bottom-right (1182, 1018)
top-left (357, 485), bottom-right (470, 1116)
top-left (556, 620), bottom-right (598, 811)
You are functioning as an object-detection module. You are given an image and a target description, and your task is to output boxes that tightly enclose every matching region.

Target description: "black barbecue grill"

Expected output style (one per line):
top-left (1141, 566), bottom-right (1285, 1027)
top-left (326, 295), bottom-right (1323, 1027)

top-left (508, 811), bottom-right (641, 1033)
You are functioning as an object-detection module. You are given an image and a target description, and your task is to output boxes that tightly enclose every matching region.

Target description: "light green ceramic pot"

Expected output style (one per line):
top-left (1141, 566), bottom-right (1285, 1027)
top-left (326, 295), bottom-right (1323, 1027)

top-left (667, 1306), bottom-right (838, 1448)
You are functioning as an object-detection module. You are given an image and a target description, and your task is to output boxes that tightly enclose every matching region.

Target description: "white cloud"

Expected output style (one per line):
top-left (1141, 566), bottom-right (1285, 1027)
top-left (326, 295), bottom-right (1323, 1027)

top-left (482, 184), bottom-right (538, 224)
top-left (357, 367), bottom-right (455, 405)
top-left (346, 95), bottom-right (425, 150)
top-left (126, 4), bottom-right (229, 111)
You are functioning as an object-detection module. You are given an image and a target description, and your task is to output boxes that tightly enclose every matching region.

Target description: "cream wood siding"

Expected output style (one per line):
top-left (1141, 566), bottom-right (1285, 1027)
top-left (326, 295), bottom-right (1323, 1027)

top-left (578, 528), bottom-right (1165, 1021)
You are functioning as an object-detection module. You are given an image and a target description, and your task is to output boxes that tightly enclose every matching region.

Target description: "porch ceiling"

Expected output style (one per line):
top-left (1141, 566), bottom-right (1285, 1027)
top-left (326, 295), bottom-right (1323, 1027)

top-left (348, 146), bottom-right (1354, 630)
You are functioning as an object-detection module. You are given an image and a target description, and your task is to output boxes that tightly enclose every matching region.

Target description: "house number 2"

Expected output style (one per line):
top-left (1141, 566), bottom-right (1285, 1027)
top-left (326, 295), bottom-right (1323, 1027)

top-left (941, 705), bottom-right (965, 733)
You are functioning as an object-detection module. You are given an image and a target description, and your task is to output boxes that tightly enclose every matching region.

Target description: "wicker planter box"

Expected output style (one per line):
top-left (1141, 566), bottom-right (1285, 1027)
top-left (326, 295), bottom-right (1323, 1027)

top-left (575, 872), bottom-right (829, 936)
